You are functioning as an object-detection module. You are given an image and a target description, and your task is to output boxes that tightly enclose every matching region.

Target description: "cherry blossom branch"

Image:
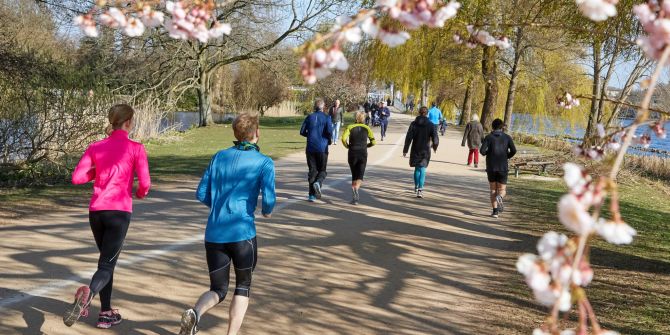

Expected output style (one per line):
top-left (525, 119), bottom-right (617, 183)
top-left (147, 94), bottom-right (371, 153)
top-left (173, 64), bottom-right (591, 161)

top-left (573, 94), bottom-right (670, 117)
top-left (609, 45), bottom-right (670, 180)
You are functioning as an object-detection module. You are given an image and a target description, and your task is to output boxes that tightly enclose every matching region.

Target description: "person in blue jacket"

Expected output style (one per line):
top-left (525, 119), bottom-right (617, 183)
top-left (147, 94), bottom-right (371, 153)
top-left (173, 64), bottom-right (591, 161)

top-left (427, 102), bottom-right (442, 129)
top-left (178, 113), bottom-right (276, 335)
top-left (300, 98), bottom-right (333, 202)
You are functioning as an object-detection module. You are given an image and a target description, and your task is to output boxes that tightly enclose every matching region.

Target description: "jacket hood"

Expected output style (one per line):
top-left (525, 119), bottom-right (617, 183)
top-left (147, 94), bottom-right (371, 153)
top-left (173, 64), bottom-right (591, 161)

top-left (414, 115), bottom-right (430, 126)
top-left (491, 129), bottom-right (503, 137)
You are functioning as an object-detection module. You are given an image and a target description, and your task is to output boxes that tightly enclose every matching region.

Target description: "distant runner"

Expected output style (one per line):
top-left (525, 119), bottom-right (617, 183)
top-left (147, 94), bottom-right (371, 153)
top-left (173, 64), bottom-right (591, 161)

top-left (403, 106), bottom-right (439, 198)
top-left (342, 111), bottom-right (377, 205)
top-left (378, 101), bottom-right (391, 141)
top-left (64, 104), bottom-right (151, 329)
top-left (480, 118), bottom-right (517, 218)
top-left (178, 113), bottom-right (276, 335)
top-left (461, 114), bottom-right (484, 168)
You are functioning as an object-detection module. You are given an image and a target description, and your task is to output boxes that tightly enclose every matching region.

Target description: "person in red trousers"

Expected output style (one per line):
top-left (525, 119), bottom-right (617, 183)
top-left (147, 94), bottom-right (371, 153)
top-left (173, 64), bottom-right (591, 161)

top-left (461, 114), bottom-right (484, 168)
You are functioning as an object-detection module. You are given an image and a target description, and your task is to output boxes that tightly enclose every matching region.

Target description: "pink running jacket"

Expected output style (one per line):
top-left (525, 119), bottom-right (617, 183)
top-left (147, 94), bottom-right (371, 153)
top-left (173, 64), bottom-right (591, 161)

top-left (72, 129), bottom-right (151, 212)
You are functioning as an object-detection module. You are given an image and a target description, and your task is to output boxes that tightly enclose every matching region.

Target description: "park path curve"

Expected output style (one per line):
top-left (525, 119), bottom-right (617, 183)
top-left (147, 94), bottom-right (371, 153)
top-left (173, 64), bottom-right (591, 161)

top-left (0, 113), bottom-right (539, 334)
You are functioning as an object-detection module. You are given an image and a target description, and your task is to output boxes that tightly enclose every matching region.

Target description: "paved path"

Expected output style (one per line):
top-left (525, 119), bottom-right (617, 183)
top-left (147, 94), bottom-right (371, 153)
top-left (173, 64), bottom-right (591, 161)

top-left (0, 114), bottom-right (539, 334)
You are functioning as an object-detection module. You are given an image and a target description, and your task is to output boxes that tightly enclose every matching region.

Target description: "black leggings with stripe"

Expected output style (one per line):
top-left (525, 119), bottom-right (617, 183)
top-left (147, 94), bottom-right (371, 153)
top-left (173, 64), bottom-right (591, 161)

top-left (89, 210), bottom-right (131, 311)
top-left (206, 237), bottom-right (257, 302)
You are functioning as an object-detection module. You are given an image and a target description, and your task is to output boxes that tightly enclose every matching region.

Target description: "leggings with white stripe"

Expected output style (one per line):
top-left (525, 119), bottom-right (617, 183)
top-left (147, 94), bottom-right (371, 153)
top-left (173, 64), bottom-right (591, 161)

top-left (89, 210), bottom-right (131, 311)
top-left (205, 237), bottom-right (257, 302)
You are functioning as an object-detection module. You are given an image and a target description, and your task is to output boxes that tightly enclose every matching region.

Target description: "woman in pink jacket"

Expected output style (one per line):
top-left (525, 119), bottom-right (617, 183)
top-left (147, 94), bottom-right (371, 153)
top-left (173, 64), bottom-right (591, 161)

top-left (63, 104), bottom-right (151, 329)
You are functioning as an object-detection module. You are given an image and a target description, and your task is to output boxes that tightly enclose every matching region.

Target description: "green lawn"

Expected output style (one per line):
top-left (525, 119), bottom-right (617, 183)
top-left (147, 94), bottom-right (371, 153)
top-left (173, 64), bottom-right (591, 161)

top-left (0, 116), bottom-right (310, 218)
top-left (145, 116), bottom-right (308, 181)
top-left (508, 176), bottom-right (670, 334)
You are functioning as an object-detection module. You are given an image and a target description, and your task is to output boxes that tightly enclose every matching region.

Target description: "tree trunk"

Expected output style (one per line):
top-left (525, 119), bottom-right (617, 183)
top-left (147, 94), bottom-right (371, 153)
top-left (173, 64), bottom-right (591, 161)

top-left (585, 40), bottom-right (602, 143)
top-left (480, 45), bottom-right (498, 132)
top-left (421, 80), bottom-right (428, 107)
top-left (197, 71), bottom-right (213, 127)
top-left (459, 79), bottom-right (473, 126)
top-left (503, 27), bottom-right (524, 130)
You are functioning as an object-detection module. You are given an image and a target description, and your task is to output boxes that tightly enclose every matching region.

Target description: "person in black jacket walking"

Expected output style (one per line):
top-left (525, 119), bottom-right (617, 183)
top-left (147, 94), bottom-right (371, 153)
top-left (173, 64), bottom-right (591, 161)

top-left (480, 118), bottom-right (517, 218)
top-left (403, 106), bottom-right (439, 199)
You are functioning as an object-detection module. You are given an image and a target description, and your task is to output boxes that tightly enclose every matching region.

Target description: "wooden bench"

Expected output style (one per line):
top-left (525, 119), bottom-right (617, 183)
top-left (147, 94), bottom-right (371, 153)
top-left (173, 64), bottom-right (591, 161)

top-left (512, 161), bottom-right (554, 177)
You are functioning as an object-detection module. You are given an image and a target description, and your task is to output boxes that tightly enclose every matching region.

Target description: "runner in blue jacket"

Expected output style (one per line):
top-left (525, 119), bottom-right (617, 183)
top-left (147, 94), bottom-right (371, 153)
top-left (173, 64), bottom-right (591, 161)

top-left (300, 98), bottom-right (333, 202)
top-left (178, 113), bottom-right (276, 335)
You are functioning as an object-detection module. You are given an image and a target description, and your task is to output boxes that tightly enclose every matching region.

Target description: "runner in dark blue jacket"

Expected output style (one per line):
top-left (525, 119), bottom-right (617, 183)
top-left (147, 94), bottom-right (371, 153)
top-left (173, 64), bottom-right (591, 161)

top-left (300, 98), bottom-right (333, 202)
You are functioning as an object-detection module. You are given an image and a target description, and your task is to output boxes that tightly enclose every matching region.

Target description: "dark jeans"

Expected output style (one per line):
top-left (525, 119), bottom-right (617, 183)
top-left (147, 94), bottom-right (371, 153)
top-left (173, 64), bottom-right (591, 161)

top-left (380, 119), bottom-right (388, 139)
top-left (89, 210), bottom-right (131, 311)
top-left (306, 152), bottom-right (328, 196)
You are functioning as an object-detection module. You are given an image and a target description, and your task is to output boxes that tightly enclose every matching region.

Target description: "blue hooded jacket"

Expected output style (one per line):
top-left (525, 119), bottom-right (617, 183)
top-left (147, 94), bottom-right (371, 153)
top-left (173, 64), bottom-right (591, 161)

top-left (300, 109), bottom-right (333, 153)
top-left (196, 143), bottom-right (276, 243)
top-left (427, 106), bottom-right (442, 125)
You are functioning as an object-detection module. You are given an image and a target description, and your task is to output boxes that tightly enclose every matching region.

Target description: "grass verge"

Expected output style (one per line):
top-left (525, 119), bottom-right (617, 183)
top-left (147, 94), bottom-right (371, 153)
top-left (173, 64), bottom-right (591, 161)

top-left (0, 116), bottom-right (310, 221)
top-left (508, 176), bottom-right (670, 334)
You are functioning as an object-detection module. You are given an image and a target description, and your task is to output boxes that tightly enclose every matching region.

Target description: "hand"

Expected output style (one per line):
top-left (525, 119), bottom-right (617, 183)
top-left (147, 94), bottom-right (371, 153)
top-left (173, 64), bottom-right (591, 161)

top-left (262, 213), bottom-right (272, 218)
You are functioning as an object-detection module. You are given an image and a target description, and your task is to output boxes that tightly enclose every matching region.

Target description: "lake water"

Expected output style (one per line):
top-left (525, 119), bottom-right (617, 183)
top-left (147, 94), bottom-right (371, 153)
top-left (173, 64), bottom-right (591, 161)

top-left (509, 113), bottom-right (670, 157)
top-left (161, 111), bottom-right (234, 132)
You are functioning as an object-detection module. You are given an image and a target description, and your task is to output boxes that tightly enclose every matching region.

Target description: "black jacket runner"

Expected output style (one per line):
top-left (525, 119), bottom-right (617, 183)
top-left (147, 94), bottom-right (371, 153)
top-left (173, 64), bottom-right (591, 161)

top-left (403, 115), bottom-right (439, 167)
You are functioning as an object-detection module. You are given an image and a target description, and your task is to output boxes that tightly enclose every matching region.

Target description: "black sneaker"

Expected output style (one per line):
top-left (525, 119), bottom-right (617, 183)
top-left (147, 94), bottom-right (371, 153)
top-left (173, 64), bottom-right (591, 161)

top-left (314, 182), bottom-right (322, 199)
top-left (496, 195), bottom-right (504, 213)
top-left (491, 208), bottom-right (499, 218)
top-left (179, 309), bottom-right (199, 335)
top-left (474, 163), bottom-right (478, 168)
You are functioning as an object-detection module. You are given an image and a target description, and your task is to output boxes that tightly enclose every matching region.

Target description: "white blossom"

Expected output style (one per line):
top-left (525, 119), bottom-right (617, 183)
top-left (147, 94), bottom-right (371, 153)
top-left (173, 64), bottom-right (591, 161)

top-left (576, 0), bottom-right (618, 22)
top-left (558, 194), bottom-right (595, 235)
top-left (595, 219), bottom-right (636, 245)
top-left (124, 17), bottom-right (145, 37)
top-left (537, 231), bottom-right (568, 261)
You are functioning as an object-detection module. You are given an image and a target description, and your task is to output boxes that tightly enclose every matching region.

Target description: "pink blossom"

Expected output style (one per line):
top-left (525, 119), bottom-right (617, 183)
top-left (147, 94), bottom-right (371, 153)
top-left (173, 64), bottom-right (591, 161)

top-left (494, 37), bottom-right (511, 49)
top-left (453, 34), bottom-right (463, 44)
top-left (632, 133), bottom-right (652, 148)
top-left (429, 1), bottom-right (461, 27)
top-left (576, 0), bottom-right (618, 22)
top-left (558, 194), bottom-right (595, 235)
top-left (558, 92), bottom-right (580, 109)
top-left (651, 122), bottom-right (667, 139)
top-left (74, 15), bottom-right (98, 38)
top-left (124, 17), bottom-right (145, 37)
top-left (100, 8), bottom-right (127, 28)
top-left (140, 6), bottom-right (165, 28)
top-left (572, 260), bottom-right (594, 286)
top-left (361, 17), bottom-right (379, 37)
top-left (595, 219), bottom-right (636, 245)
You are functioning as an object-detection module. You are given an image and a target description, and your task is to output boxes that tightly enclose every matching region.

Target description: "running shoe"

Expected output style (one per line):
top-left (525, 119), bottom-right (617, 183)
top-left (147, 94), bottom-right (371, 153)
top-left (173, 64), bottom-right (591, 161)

top-left (96, 309), bottom-right (122, 329)
top-left (496, 195), bottom-right (504, 213)
top-left (474, 164), bottom-right (478, 168)
top-left (179, 308), bottom-right (199, 335)
top-left (308, 195), bottom-right (316, 202)
top-left (353, 188), bottom-right (360, 203)
top-left (492, 208), bottom-right (499, 218)
top-left (63, 285), bottom-right (91, 327)
top-left (416, 189), bottom-right (423, 198)
top-left (314, 182), bottom-right (322, 199)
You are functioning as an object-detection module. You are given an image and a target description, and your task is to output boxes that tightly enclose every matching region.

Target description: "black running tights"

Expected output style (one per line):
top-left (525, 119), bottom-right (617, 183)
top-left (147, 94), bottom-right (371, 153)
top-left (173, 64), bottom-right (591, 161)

top-left (88, 210), bottom-right (131, 311)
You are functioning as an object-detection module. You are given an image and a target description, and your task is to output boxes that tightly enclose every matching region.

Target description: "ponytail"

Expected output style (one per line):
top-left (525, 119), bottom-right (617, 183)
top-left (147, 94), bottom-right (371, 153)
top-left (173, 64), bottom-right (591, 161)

top-left (107, 104), bottom-right (135, 135)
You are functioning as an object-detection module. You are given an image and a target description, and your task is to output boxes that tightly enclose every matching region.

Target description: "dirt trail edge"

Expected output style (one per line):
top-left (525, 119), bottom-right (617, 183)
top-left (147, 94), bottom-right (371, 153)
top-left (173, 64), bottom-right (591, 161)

top-left (0, 114), bottom-right (539, 335)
